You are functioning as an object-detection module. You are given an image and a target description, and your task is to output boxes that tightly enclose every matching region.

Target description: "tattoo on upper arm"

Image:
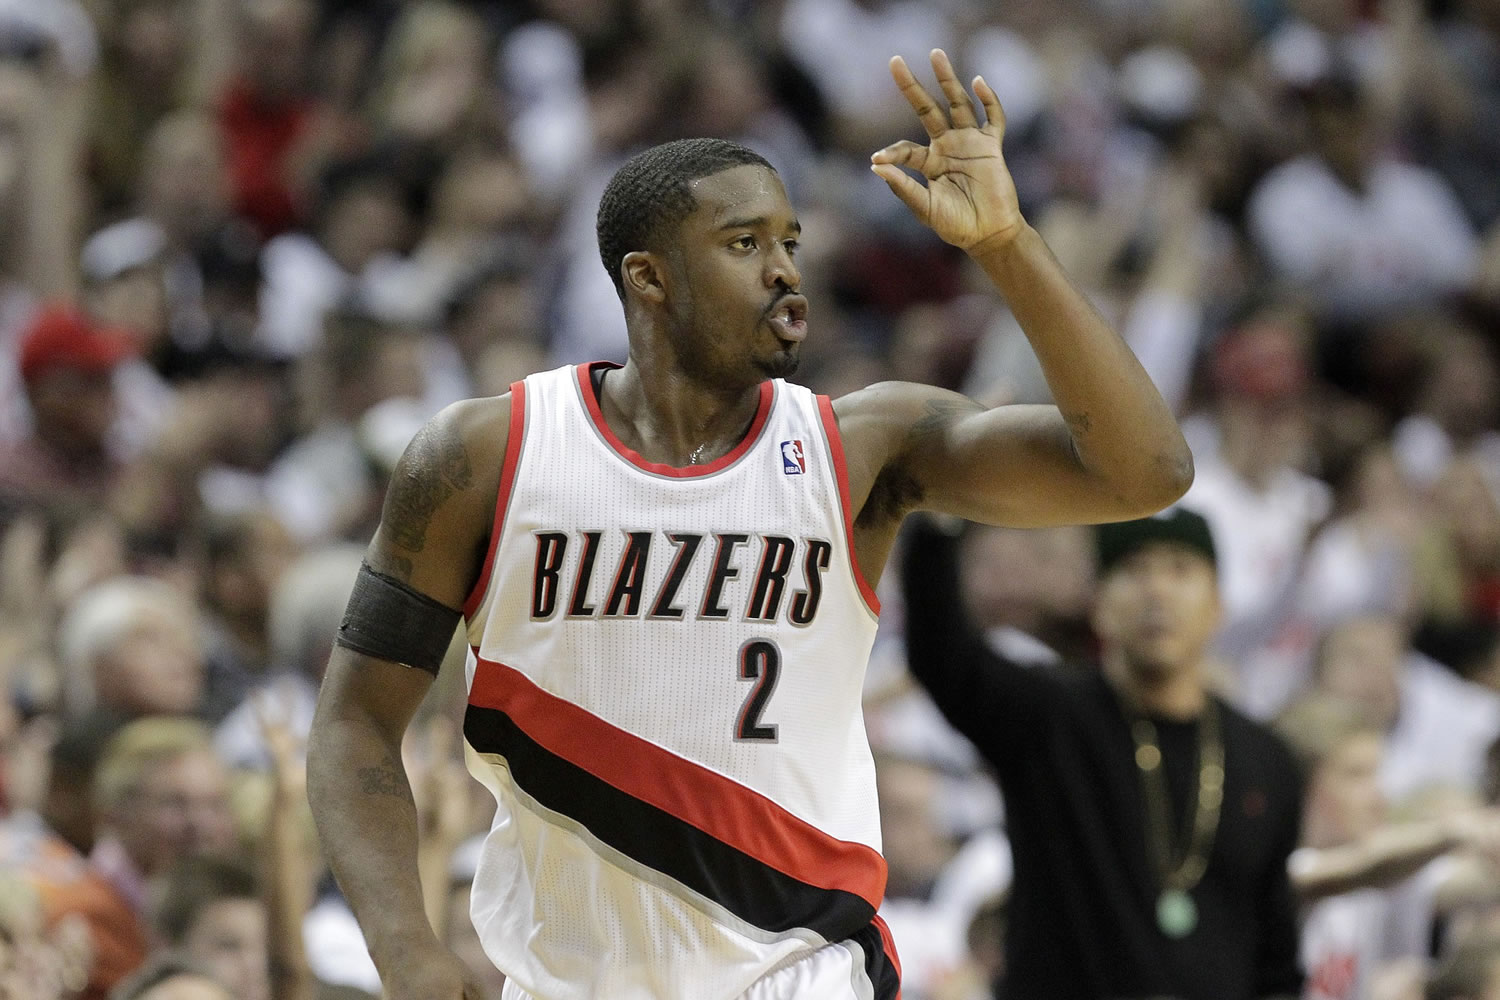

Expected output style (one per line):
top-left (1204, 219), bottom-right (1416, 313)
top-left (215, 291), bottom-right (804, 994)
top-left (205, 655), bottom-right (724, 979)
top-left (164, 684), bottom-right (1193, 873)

top-left (385, 420), bottom-right (473, 555)
top-left (357, 748), bottom-right (409, 800)
top-left (1063, 411), bottom-right (1092, 435)
top-left (385, 555), bottom-right (414, 582)
top-left (908, 397), bottom-right (985, 441)
top-left (860, 396), bottom-right (984, 526)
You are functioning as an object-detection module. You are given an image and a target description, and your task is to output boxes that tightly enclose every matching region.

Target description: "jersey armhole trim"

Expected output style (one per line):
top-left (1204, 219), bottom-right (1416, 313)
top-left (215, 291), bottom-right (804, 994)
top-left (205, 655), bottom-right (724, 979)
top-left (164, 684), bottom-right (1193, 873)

top-left (815, 394), bottom-right (881, 617)
top-left (463, 381), bottom-right (528, 620)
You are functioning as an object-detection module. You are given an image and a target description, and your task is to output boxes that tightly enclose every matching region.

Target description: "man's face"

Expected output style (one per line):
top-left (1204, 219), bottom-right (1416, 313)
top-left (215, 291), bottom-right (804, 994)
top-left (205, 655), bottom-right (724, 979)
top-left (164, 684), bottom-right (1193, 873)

top-left (182, 899), bottom-right (270, 1000)
top-left (1317, 618), bottom-right (1403, 730)
top-left (657, 165), bottom-right (807, 386)
top-left (1307, 732), bottom-right (1385, 847)
top-left (1093, 543), bottom-right (1221, 679)
top-left (28, 369), bottom-right (117, 454)
top-left (96, 609), bottom-right (205, 716)
top-left (114, 749), bottom-right (234, 877)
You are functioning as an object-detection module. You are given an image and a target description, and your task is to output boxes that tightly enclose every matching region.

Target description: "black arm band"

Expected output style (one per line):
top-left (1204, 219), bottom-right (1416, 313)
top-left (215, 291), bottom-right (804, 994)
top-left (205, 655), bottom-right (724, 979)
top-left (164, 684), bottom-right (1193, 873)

top-left (335, 562), bottom-right (462, 676)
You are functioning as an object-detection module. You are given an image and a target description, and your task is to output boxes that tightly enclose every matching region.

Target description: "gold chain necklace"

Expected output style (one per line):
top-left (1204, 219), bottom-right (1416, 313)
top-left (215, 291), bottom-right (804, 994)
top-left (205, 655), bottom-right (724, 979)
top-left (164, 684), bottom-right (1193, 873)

top-left (1129, 699), bottom-right (1224, 938)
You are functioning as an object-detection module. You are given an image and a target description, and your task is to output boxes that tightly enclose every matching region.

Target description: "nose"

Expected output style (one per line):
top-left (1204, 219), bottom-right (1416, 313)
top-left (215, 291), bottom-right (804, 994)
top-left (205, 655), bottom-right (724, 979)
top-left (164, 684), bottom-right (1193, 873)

top-left (764, 244), bottom-right (800, 292)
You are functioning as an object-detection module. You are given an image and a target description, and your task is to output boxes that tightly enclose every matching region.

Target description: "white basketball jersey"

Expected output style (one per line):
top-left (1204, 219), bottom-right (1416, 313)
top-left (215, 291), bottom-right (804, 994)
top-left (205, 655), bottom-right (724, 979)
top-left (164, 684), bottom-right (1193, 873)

top-left (460, 363), bottom-right (890, 1000)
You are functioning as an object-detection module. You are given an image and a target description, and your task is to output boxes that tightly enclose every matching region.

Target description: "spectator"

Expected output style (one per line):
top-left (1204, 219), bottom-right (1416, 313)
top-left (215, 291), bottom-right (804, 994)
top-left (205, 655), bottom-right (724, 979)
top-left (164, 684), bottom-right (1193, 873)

top-left (214, 543), bottom-right (363, 770)
top-left (216, 0), bottom-right (319, 238)
top-left (1312, 615), bottom-right (1500, 803)
top-left (255, 157), bottom-right (411, 360)
top-left (40, 709), bottom-right (128, 855)
top-left (150, 857), bottom-right (269, 1000)
top-left (901, 509), bottom-right (1304, 1000)
top-left (1181, 308), bottom-right (1333, 717)
top-left (0, 306), bottom-right (141, 507)
top-left (56, 577), bottom-right (204, 719)
top-left (1276, 694), bottom-right (1500, 1000)
top-left (196, 512), bottom-right (295, 724)
top-left (1247, 71), bottom-right (1480, 323)
top-left (89, 717), bottom-right (235, 920)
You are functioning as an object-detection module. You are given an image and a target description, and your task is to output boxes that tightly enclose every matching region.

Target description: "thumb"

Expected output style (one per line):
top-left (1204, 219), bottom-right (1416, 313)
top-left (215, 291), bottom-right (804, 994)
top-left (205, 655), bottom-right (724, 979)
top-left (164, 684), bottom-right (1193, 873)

top-left (871, 164), bottom-right (929, 223)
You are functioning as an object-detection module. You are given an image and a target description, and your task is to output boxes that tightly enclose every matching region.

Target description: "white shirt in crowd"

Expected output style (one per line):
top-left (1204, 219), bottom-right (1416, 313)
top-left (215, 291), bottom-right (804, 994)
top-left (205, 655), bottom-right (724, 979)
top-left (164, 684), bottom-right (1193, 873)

top-left (1180, 439), bottom-right (1333, 718)
top-left (1294, 858), bottom-right (1449, 1000)
top-left (1249, 156), bottom-right (1479, 321)
top-left (1383, 654), bottom-right (1500, 804)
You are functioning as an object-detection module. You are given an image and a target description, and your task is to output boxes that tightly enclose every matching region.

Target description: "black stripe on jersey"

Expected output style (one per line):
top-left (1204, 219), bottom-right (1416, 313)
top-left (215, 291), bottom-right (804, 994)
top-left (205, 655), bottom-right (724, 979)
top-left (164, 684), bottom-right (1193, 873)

top-left (463, 704), bottom-right (876, 939)
top-left (848, 922), bottom-right (903, 1000)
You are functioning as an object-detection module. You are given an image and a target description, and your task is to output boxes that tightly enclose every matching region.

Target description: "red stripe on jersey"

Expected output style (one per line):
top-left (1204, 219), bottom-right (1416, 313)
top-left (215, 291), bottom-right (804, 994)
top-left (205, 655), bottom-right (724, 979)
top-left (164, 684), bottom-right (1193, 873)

top-left (468, 653), bottom-right (886, 908)
top-left (463, 382), bottom-right (527, 619)
top-left (815, 395), bottom-right (881, 616)
top-left (576, 362), bottom-right (775, 478)
top-left (873, 913), bottom-right (905, 996)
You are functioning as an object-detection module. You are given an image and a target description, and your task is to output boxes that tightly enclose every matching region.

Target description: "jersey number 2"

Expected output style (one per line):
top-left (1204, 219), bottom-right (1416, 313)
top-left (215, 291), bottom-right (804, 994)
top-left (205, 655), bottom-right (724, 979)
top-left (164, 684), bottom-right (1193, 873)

top-left (735, 639), bottom-right (781, 742)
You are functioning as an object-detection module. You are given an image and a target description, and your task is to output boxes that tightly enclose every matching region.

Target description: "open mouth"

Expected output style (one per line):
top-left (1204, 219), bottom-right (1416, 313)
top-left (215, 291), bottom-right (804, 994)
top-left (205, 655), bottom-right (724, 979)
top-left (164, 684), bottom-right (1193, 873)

top-left (766, 294), bottom-right (808, 343)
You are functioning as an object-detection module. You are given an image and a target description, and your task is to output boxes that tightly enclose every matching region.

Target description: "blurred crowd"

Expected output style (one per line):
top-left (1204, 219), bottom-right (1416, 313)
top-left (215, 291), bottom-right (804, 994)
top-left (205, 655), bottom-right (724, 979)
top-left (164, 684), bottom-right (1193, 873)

top-left (1, 0), bottom-right (1500, 997)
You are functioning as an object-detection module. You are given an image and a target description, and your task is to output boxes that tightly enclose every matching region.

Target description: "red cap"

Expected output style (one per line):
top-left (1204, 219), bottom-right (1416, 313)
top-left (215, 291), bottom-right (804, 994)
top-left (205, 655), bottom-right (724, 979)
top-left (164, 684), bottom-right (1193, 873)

top-left (1211, 320), bottom-right (1309, 402)
top-left (19, 305), bottom-right (140, 384)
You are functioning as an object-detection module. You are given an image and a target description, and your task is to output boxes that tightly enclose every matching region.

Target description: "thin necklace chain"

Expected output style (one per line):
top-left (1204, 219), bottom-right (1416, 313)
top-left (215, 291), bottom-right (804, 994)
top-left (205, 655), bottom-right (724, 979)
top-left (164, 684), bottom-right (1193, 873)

top-left (1130, 699), bottom-right (1225, 892)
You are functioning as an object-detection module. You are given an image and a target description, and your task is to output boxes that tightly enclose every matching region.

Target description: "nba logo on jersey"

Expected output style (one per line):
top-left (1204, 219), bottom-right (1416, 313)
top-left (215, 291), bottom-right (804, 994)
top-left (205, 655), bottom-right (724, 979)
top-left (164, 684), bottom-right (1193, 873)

top-left (781, 439), bottom-right (805, 475)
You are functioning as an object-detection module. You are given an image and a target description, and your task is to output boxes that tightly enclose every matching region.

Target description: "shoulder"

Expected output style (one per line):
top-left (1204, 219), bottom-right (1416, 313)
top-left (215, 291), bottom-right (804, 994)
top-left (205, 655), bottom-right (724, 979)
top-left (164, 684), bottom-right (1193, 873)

top-left (1220, 700), bottom-right (1303, 783)
top-left (405, 393), bottom-right (514, 480)
top-left (831, 380), bottom-right (984, 458)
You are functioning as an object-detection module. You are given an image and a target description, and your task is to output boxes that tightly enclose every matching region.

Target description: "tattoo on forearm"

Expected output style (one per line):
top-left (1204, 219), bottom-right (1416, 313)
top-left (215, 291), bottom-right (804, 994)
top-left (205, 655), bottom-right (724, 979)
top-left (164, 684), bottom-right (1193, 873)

top-left (357, 750), bottom-right (409, 800)
top-left (385, 420), bottom-right (473, 553)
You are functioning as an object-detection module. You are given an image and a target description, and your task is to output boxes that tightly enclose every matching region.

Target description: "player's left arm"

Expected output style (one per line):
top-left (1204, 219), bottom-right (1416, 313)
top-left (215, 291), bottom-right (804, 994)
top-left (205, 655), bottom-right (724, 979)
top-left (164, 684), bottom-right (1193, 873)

top-left (837, 50), bottom-right (1192, 530)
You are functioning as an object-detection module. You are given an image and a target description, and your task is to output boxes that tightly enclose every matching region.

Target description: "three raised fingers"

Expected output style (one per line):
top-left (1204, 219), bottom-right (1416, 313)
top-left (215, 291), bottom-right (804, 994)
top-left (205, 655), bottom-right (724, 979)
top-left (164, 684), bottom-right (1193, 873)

top-left (888, 50), bottom-right (1004, 137)
top-left (929, 49), bottom-right (979, 130)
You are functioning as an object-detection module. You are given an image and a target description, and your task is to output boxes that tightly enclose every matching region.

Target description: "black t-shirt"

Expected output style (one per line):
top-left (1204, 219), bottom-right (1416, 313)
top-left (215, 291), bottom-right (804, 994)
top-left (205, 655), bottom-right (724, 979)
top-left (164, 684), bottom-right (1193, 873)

top-left (899, 521), bottom-right (1304, 1000)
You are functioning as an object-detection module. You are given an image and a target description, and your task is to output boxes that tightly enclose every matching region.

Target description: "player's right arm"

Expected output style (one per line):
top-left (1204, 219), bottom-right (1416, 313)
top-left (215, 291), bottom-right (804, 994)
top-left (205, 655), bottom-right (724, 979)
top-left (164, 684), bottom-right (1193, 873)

top-left (306, 395), bottom-right (509, 1000)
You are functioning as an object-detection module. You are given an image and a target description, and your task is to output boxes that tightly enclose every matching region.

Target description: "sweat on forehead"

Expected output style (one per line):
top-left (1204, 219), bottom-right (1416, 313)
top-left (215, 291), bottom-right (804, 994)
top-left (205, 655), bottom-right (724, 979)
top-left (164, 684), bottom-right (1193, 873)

top-left (596, 138), bottom-right (775, 298)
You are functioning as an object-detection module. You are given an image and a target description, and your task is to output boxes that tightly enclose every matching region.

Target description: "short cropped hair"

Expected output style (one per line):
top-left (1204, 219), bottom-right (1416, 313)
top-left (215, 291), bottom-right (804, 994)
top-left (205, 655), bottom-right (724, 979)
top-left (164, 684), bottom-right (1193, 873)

top-left (93, 716), bottom-right (217, 814)
top-left (596, 138), bottom-right (774, 299)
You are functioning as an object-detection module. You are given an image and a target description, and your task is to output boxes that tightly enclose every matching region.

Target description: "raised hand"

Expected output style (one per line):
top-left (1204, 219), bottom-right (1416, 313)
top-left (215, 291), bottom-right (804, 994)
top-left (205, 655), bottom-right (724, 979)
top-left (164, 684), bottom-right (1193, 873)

top-left (871, 50), bottom-right (1024, 254)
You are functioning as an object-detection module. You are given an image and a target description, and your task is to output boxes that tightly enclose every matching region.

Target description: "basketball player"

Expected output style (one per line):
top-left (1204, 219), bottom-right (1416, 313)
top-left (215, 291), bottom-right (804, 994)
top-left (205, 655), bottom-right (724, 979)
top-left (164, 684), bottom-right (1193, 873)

top-left (307, 50), bottom-right (1194, 1000)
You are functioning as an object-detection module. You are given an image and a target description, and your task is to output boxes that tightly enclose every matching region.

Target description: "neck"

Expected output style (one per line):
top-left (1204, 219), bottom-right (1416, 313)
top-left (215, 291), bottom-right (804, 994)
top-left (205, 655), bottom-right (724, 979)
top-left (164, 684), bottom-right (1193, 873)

top-left (599, 355), bottom-right (763, 467)
top-left (1102, 646), bottom-right (1207, 719)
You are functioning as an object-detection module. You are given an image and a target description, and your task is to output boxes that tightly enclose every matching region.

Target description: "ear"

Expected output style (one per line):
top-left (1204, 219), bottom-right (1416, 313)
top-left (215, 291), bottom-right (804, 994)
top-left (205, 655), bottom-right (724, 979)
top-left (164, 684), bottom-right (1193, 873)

top-left (621, 251), bottom-right (667, 304)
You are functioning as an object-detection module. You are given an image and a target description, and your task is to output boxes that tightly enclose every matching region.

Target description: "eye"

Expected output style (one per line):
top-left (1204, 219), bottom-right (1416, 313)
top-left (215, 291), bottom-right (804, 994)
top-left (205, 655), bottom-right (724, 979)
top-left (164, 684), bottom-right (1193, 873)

top-left (782, 239), bottom-right (800, 257)
top-left (731, 235), bottom-right (757, 250)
